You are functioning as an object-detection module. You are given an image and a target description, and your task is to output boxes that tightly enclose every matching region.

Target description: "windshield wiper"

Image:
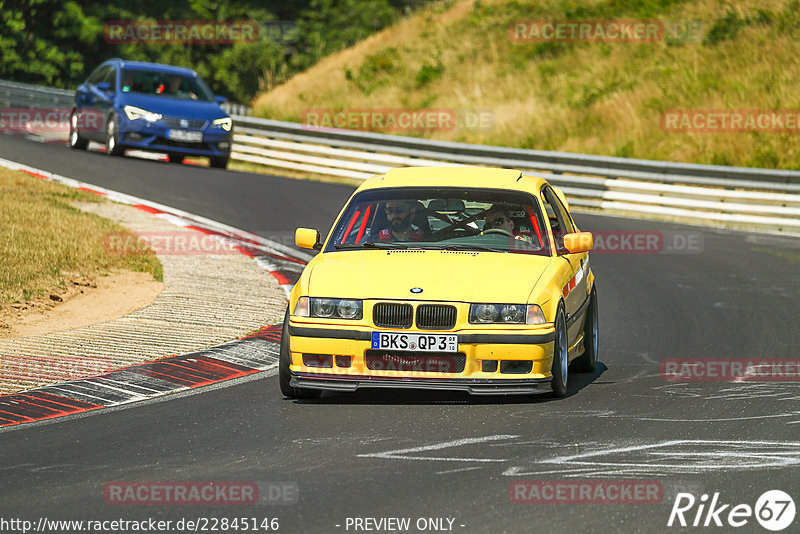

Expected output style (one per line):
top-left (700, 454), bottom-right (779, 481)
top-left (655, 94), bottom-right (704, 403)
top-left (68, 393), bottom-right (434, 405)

top-left (334, 242), bottom-right (410, 250)
top-left (431, 243), bottom-right (507, 253)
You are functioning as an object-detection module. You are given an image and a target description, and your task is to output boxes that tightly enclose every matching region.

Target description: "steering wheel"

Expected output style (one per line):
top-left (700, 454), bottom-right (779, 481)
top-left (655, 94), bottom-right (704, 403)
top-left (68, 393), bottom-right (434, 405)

top-left (483, 228), bottom-right (513, 237)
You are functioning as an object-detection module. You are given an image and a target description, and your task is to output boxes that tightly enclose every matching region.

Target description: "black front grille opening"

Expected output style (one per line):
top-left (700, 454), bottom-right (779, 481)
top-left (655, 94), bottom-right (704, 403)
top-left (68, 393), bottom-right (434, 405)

top-left (373, 303), bottom-right (413, 328)
top-left (481, 360), bottom-right (499, 373)
top-left (416, 304), bottom-right (457, 330)
top-left (302, 354), bottom-right (333, 368)
top-left (162, 117), bottom-right (207, 129)
top-left (157, 138), bottom-right (212, 150)
top-left (335, 355), bottom-right (352, 368)
top-left (365, 350), bottom-right (466, 373)
top-left (499, 360), bottom-right (533, 374)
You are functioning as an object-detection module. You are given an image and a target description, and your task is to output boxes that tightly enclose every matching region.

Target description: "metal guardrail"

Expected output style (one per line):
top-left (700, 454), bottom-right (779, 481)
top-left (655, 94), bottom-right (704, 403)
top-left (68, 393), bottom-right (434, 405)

top-left (3, 79), bottom-right (800, 232)
top-left (230, 116), bottom-right (800, 232)
top-left (0, 79), bottom-right (251, 115)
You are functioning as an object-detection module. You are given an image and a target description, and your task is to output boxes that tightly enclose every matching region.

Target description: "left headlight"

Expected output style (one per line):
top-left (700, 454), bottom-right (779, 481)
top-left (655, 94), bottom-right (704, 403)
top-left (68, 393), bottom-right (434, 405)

top-left (293, 297), bottom-right (362, 320)
top-left (211, 117), bottom-right (232, 131)
top-left (123, 105), bottom-right (162, 122)
top-left (469, 303), bottom-right (546, 325)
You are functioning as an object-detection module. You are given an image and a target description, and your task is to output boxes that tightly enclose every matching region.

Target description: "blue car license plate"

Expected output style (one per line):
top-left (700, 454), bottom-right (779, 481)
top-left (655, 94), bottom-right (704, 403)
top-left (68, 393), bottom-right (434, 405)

top-left (371, 332), bottom-right (457, 352)
top-left (167, 129), bottom-right (203, 143)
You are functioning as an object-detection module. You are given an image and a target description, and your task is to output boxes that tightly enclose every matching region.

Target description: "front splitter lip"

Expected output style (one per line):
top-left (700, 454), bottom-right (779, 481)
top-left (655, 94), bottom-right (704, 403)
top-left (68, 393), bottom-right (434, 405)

top-left (290, 372), bottom-right (552, 395)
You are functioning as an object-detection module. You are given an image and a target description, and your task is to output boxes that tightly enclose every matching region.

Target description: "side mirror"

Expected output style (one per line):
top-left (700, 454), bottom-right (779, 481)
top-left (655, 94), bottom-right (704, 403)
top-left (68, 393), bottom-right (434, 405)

top-left (295, 228), bottom-right (322, 250)
top-left (215, 95), bottom-right (228, 103)
top-left (96, 81), bottom-right (111, 92)
top-left (563, 232), bottom-right (593, 253)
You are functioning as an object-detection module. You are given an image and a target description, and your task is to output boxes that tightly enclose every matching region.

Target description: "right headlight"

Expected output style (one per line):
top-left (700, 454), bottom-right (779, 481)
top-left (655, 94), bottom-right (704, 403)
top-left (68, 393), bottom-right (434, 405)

top-left (293, 297), bottom-right (362, 320)
top-left (469, 303), bottom-right (546, 325)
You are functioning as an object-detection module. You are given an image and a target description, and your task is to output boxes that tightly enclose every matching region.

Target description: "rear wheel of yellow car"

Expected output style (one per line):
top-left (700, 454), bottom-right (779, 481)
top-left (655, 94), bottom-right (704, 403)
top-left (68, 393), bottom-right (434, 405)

top-left (550, 304), bottom-right (568, 397)
top-left (575, 286), bottom-right (598, 373)
top-left (279, 308), bottom-right (322, 399)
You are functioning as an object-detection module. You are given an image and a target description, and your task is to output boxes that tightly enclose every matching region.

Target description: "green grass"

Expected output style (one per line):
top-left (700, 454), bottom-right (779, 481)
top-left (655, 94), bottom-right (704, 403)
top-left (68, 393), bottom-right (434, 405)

top-left (0, 168), bottom-right (162, 306)
top-left (253, 0), bottom-right (800, 169)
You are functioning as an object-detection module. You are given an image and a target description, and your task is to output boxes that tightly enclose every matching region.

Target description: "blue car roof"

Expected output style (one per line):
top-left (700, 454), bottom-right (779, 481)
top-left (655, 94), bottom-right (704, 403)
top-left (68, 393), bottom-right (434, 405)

top-left (108, 59), bottom-right (197, 77)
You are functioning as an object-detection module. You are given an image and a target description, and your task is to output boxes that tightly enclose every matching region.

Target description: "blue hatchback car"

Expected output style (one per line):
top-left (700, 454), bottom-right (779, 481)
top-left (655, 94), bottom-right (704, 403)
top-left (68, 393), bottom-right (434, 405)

top-left (69, 59), bottom-right (232, 168)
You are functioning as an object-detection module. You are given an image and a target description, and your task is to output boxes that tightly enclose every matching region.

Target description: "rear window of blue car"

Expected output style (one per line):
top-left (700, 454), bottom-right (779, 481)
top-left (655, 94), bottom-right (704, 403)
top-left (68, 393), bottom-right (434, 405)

top-left (120, 69), bottom-right (214, 102)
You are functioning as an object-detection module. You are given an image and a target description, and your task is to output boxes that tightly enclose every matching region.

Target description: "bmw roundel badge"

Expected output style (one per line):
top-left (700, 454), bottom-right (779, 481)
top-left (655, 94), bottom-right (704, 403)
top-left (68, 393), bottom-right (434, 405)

top-left (410, 287), bottom-right (423, 294)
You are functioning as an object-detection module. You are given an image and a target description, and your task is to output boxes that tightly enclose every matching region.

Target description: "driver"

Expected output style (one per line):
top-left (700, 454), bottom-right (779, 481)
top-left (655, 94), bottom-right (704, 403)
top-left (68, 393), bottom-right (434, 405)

top-left (376, 200), bottom-right (425, 242)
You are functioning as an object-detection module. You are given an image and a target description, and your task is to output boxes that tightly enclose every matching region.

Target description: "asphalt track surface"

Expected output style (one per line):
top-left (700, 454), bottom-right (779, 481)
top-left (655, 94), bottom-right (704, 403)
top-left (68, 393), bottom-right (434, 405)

top-left (1, 135), bottom-right (800, 533)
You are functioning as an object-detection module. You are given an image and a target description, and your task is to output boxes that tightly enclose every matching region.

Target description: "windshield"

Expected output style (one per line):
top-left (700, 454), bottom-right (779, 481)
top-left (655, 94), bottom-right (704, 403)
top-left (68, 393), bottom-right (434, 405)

top-left (120, 69), bottom-right (215, 102)
top-left (325, 187), bottom-right (552, 256)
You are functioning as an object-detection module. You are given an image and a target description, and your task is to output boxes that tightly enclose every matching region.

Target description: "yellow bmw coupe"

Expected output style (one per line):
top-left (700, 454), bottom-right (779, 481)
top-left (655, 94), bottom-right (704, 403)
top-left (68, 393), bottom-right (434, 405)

top-left (280, 166), bottom-right (597, 398)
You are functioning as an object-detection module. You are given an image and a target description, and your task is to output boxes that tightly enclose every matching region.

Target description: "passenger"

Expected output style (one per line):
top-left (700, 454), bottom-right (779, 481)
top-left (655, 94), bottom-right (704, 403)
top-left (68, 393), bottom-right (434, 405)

top-left (483, 205), bottom-right (533, 243)
top-left (482, 206), bottom-right (515, 235)
top-left (375, 200), bottom-right (426, 242)
top-left (167, 75), bottom-right (183, 94)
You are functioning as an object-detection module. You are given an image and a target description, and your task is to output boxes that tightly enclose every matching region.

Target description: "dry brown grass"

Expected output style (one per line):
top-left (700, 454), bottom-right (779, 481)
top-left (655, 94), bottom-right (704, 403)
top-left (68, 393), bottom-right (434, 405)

top-left (0, 167), bottom-right (162, 306)
top-left (252, 0), bottom-right (800, 168)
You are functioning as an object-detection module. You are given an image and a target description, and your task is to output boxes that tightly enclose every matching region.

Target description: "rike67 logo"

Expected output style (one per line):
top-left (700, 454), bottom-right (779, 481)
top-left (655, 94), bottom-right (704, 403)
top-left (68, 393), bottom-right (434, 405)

top-left (668, 490), bottom-right (796, 531)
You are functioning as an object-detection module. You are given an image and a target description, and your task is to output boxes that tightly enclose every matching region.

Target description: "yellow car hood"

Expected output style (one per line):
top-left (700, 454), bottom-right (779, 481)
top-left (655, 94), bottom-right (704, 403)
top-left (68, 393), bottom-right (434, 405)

top-left (307, 250), bottom-right (553, 302)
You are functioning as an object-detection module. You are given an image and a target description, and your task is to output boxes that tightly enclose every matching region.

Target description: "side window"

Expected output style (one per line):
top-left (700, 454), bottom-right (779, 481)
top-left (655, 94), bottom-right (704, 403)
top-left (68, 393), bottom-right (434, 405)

top-left (88, 65), bottom-right (111, 85)
top-left (541, 186), bottom-right (575, 253)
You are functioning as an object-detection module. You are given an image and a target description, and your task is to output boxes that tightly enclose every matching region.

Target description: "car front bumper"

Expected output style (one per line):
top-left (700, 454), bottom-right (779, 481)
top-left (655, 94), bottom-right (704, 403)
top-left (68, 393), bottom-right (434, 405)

top-left (287, 321), bottom-right (556, 395)
top-left (118, 119), bottom-right (232, 157)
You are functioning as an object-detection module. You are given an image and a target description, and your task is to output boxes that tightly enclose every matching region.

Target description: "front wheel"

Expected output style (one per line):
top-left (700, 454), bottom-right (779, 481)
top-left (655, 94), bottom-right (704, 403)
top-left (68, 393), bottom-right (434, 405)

top-left (279, 308), bottom-right (322, 399)
top-left (68, 111), bottom-right (88, 150)
top-left (209, 156), bottom-right (229, 169)
top-left (105, 114), bottom-right (124, 156)
top-left (550, 303), bottom-right (568, 397)
top-left (575, 286), bottom-right (598, 372)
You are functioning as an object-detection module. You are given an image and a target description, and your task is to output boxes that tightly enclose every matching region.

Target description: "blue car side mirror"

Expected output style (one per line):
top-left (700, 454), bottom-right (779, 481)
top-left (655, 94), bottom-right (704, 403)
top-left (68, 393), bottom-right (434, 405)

top-left (215, 95), bottom-right (228, 103)
top-left (96, 81), bottom-right (111, 92)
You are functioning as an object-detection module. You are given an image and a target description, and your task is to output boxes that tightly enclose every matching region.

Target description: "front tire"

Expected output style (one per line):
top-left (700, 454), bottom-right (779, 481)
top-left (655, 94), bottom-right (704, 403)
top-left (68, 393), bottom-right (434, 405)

top-left (68, 111), bottom-right (88, 150)
top-left (279, 308), bottom-right (322, 399)
top-left (550, 303), bottom-right (568, 397)
top-left (575, 286), bottom-right (598, 372)
top-left (209, 156), bottom-right (229, 169)
top-left (105, 113), bottom-right (124, 157)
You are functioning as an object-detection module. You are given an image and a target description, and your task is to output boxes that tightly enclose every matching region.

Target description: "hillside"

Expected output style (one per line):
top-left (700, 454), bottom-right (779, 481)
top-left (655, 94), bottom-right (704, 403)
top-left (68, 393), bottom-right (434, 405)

top-left (252, 0), bottom-right (800, 169)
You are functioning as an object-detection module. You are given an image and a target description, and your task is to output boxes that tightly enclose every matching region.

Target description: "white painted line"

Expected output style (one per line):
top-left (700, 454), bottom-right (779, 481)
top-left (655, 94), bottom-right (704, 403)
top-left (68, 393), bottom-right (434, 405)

top-left (358, 435), bottom-right (518, 462)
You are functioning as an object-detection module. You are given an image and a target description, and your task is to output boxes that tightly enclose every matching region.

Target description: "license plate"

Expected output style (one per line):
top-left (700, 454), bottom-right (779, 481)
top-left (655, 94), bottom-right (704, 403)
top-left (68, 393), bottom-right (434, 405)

top-left (167, 129), bottom-right (203, 142)
top-left (371, 332), bottom-right (458, 352)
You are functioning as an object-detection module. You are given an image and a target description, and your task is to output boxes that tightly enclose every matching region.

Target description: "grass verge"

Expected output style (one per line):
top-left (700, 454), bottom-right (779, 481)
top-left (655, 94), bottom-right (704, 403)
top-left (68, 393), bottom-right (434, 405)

top-left (252, 0), bottom-right (800, 169)
top-left (0, 167), bottom-right (162, 306)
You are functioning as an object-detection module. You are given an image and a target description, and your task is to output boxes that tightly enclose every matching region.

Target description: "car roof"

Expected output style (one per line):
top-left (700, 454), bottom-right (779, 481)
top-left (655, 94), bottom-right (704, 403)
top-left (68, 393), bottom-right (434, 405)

top-left (107, 59), bottom-right (197, 76)
top-left (357, 166), bottom-right (549, 193)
